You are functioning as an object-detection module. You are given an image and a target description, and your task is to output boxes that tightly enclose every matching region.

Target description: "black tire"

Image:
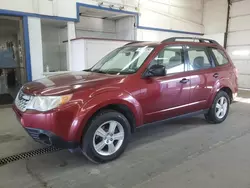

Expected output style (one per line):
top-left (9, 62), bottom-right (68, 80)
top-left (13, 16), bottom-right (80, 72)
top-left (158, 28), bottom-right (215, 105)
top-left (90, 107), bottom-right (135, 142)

top-left (205, 91), bottom-right (230, 124)
top-left (82, 110), bottom-right (131, 163)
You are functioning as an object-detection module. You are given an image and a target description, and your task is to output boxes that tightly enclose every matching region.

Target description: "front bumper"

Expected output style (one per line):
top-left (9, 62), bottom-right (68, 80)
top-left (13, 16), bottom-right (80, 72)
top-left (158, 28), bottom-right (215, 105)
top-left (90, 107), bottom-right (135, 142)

top-left (25, 127), bottom-right (78, 149)
top-left (12, 103), bottom-right (83, 147)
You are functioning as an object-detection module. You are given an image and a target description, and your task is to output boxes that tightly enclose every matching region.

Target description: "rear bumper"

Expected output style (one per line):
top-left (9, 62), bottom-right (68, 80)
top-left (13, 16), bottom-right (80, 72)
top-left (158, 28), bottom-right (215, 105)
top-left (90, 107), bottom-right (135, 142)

top-left (25, 127), bottom-right (78, 149)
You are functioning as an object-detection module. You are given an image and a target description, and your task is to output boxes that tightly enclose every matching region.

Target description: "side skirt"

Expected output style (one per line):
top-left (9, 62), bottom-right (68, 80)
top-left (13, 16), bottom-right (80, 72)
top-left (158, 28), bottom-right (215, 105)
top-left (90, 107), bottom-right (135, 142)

top-left (137, 109), bottom-right (209, 130)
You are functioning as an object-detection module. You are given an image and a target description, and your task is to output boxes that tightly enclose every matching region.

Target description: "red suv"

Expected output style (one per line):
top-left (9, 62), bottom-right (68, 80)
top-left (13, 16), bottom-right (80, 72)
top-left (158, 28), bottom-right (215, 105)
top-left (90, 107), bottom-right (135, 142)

top-left (13, 37), bottom-right (238, 163)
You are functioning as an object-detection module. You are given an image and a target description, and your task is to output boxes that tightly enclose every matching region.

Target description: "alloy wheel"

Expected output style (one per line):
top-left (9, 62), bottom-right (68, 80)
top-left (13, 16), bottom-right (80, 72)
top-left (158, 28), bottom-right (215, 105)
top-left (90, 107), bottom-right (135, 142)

top-left (215, 96), bottom-right (228, 119)
top-left (93, 120), bottom-right (125, 156)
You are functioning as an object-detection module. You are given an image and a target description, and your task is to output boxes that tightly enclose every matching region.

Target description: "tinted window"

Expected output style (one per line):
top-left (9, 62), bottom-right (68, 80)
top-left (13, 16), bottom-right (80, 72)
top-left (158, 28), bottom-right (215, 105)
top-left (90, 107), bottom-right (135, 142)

top-left (211, 48), bottom-right (229, 66)
top-left (186, 46), bottom-right (212, 70)
top-left (149, 46), bottom-right (185, 74)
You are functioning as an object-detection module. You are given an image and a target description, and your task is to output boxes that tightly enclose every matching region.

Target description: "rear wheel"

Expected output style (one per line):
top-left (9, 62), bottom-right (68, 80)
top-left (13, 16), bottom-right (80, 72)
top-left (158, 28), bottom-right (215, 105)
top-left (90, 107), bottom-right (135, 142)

top-left (82, 110), bottom-right (131, 163)
top-left (205, 91), bottom-right (230, 124)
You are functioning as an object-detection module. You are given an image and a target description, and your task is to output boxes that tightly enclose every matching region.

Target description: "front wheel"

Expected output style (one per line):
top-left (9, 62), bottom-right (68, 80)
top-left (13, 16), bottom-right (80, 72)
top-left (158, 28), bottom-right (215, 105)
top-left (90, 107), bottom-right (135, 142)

top-left (205, 91), bottom-right (230, 124)
top-left (82, 110), bottom-right (131, 163)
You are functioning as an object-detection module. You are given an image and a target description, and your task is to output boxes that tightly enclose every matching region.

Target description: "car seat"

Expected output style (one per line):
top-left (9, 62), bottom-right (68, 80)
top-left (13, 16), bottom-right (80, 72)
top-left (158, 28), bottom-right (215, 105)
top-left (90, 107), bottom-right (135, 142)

top-left (193, 56), bottom-right (204, 70)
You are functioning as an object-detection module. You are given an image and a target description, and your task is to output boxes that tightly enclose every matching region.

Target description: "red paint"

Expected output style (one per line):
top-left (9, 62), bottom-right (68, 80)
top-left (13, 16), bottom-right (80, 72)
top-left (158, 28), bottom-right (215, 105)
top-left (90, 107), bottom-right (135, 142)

top-left (13, 41), bottom-right (238, 144)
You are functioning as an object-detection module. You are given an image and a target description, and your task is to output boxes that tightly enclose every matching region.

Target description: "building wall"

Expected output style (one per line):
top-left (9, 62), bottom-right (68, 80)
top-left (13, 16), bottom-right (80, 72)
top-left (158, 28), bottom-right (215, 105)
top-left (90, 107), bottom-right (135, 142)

top-left (227, 0), bottom-right (250, 88)
top-left (1, 0), bottom-right (205, 80)
top-left (116, 16), bottom-right (135, 40)
top-left (202, 0), bottom-right (228, 45)
top-left (203, 0), bottom-right (227, 35)
top-left (138, 0), bottom-right (203, 33)
top-left (0, 0), bottom-right (204, 34)
top-left (76, 16), bottom-right (135, 40)
top-left (76, 16), bottom-right (117, 39)
top-left (136, 29), bottom-right (196, 42)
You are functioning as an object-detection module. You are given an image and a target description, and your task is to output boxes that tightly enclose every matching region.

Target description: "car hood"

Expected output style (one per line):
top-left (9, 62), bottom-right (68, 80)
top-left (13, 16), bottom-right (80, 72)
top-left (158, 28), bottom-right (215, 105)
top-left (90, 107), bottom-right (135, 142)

top-left (22, 71), bottom-right (126, 96)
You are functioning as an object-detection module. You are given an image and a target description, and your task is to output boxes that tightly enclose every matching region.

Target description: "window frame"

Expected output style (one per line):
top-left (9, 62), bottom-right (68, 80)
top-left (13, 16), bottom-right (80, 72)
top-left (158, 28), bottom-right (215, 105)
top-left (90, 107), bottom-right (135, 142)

top-left (184, 45), bottom-right (216, 72)
top-left (146, 44), bottom-right (188, 76)
top-left (209, 47), bottom-right (230, 67)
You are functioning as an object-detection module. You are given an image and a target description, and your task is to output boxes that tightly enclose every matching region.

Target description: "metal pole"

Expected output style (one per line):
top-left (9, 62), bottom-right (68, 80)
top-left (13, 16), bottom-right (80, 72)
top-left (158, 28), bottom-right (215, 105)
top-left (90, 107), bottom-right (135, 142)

top-left (224, 0), bottom-right (231, 49)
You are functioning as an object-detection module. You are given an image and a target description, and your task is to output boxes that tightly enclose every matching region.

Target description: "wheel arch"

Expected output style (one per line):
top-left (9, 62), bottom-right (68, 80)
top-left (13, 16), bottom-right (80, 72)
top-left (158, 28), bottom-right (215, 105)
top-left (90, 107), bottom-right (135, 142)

top-left (82, 103), bottom-right (137, 138)
top-left (207, 85), bottom-right (233, 108)
top-left (219, 87), bottom-right (233, 103)
top-left (72, 91), bottom-right (143, 142)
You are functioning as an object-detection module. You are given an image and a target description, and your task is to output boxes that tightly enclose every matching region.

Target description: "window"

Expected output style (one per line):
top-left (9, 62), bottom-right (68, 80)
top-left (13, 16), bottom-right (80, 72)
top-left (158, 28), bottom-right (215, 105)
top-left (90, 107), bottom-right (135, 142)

top-left (211, 48), bottom-right (229, 66)
top-left (186, 46), bottom-right (212, 70)
top-left (91, 46), bottom-right (154, 74)
top-left (149, 46), bottom-right (185, 74)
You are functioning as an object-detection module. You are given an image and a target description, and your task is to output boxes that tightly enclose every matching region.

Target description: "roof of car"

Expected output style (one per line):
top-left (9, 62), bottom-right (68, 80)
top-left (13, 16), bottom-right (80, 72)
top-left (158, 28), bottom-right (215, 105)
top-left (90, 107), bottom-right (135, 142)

top-left (125, 41), bottom-right (161, 46)
top-left (125, 37), bottom-right (222, 48)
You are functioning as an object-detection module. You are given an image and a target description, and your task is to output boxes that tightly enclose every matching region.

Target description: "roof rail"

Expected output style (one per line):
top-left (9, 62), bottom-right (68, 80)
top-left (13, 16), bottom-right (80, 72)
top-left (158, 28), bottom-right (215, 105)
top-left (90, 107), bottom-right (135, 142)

top-left (124, 41), bottom-right (144, 46)
top-left (161, 37), bottom-right (220, 45)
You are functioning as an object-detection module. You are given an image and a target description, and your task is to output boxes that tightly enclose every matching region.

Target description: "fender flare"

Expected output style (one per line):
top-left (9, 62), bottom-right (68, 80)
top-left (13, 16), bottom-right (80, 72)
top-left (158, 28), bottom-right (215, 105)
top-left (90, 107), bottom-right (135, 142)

top-left (207, 78), bottom-right (234, 107)
top-left (71, 90), bottom-right (143, 141)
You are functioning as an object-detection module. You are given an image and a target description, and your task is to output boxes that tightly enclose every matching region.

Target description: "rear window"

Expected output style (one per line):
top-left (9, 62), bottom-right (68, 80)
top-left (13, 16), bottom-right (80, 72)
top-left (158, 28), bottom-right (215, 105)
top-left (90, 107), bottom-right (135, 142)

top-left (211, 48), bottom-right (229, 66)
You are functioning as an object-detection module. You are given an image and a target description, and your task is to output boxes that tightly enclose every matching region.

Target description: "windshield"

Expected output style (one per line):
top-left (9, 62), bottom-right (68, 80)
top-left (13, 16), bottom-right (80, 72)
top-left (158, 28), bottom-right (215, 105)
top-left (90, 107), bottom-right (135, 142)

top-left (90, 46), bottom-right (154, 75)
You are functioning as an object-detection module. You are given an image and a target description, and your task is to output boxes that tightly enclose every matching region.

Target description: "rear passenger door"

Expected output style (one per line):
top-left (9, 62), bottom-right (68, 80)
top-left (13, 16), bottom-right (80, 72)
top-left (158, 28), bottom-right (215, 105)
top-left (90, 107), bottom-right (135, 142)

top-left (184, 45), bottom-right (217, 112)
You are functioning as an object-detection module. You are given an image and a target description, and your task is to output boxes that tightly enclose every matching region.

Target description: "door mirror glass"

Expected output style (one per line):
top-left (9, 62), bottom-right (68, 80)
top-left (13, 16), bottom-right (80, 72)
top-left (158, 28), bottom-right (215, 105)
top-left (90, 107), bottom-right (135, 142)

top-left (144, 64), bottom-right (166, 77)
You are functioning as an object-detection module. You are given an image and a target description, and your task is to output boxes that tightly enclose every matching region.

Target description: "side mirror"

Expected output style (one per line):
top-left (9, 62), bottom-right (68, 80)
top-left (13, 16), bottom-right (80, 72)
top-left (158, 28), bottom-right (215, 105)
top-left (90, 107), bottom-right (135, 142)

top-left (143, 64), bottom-right (166, 78)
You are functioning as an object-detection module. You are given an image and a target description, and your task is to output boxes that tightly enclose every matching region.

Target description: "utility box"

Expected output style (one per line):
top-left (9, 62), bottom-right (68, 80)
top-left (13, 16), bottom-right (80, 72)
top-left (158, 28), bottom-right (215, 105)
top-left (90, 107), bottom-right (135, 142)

top-left (68, 37), bottom-right (131, 71)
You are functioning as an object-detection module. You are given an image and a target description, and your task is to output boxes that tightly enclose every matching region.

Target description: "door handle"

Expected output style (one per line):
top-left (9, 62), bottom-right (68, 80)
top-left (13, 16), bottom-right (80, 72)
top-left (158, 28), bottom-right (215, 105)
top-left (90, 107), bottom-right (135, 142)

top-left (213, 73), bottom-right (219, 78)
top-left (180, 78), bottom-right (189, 84)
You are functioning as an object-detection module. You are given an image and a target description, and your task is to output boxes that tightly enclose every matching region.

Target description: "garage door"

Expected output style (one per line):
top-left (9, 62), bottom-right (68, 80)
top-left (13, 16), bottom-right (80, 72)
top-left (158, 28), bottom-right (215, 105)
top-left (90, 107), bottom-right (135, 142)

top-left (227, 0), bottom-right (250, 89)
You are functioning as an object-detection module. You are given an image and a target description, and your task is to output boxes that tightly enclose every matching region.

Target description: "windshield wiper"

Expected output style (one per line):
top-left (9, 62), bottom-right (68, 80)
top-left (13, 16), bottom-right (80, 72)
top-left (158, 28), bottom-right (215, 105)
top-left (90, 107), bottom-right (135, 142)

top-left (83, 69), bottom-right (91, 72)
top-left (89, 69), bottom-right (134, 75)
top-left (92, 70), bottom-right (108, 74)
top-left (83, 69), bottom-right (107, 74)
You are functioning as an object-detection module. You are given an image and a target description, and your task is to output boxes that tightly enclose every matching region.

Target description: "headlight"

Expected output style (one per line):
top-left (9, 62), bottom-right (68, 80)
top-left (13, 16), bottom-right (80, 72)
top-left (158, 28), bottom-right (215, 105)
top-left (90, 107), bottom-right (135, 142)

top-left (27, 94), bottom-right (72, 112)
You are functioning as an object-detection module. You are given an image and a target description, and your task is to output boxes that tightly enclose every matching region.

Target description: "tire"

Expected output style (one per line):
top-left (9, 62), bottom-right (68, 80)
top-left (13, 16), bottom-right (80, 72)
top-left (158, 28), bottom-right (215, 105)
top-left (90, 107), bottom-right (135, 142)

top-left (204, 91), bottom-right (230, 124)
top-left (81, 110), bottom-right (131, 163)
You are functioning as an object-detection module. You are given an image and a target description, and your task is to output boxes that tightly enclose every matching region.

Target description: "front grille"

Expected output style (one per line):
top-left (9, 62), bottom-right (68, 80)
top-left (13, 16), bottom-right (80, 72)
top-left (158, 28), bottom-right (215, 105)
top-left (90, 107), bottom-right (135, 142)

top-left (15, 90), bottom-right (33, 112)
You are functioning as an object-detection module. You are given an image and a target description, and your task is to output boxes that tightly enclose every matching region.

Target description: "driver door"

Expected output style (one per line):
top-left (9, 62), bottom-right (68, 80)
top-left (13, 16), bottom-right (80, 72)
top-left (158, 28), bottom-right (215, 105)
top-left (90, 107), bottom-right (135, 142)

top-left (139, 45), bottom-right (191, 123)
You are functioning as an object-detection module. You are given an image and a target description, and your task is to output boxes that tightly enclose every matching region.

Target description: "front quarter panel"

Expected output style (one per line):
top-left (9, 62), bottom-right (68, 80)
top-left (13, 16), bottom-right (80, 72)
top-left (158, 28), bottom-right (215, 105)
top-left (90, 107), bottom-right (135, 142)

top-left (69, 90), bottom-right (143, 142)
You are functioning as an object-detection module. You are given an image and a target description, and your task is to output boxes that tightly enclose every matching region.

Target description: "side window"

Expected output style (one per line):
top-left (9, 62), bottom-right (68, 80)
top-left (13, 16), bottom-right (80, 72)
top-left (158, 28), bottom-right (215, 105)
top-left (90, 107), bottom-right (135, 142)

top-left (186, 46), bottom-right (212, 71)
top-left (211, 48), bottom-right (229, 66)
top-left (149, 46), bottom-right (185, 74)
